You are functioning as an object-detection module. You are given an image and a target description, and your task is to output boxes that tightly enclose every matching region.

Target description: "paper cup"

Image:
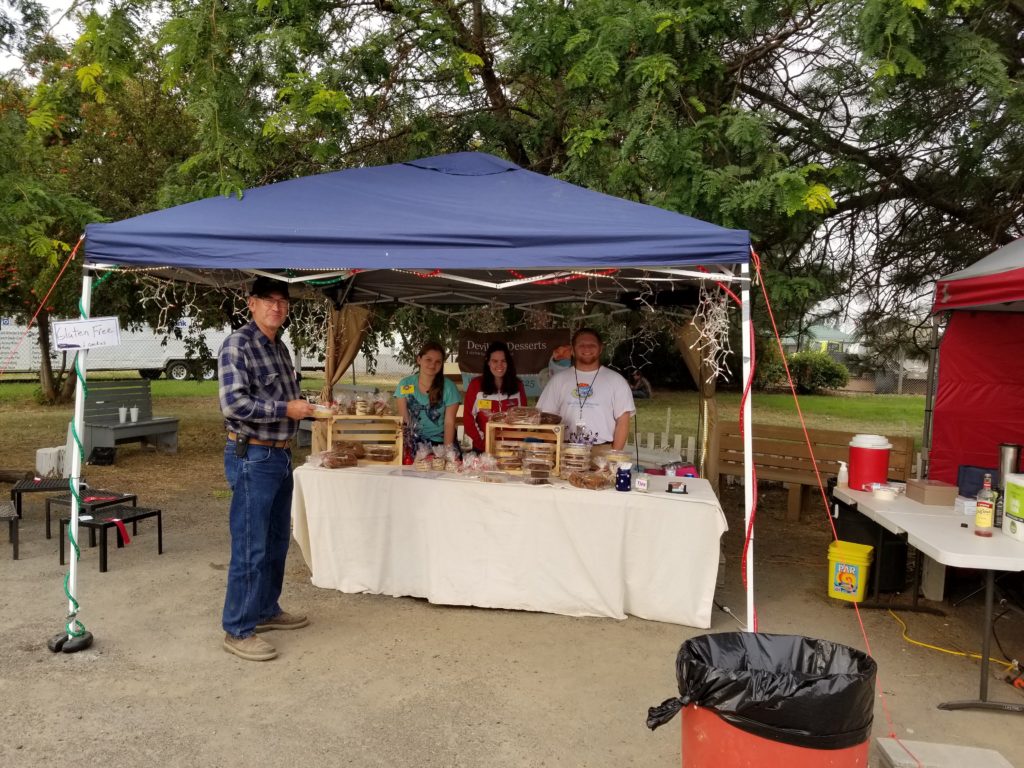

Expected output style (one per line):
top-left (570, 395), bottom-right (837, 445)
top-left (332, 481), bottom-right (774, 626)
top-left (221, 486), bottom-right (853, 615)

top-left (118, 407), bottom-right (128, 424)
top-left (129, 406), bottom-right (139, 423)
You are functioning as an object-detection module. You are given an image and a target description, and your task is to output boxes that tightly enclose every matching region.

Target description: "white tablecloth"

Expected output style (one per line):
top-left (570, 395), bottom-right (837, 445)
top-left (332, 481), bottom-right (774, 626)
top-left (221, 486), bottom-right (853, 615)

top-left (291, 466), bottom-right (727, 627)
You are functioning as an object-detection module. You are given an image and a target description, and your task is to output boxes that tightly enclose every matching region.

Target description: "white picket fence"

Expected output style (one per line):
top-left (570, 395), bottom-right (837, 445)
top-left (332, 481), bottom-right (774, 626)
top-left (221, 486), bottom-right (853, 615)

top-left (626, 431), bottom-right (696, 466)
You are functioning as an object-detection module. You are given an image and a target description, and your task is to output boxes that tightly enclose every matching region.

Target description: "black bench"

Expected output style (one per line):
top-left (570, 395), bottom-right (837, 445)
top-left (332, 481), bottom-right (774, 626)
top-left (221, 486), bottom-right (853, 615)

top-left (60, 504), bottom-right (163, 572)
top-left (45, 490), bottom-right (138, 539)
top-left (82, 380), bottom-right (179, 461)
top-left (10, 477), bottom-right (69, 517)
top-left (1, 501), bottom-right (17, 560)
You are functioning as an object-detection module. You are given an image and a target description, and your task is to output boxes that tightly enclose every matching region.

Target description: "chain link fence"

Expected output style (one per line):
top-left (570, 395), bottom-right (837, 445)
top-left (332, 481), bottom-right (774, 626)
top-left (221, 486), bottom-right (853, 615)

top-left (825, 346), bottom-right (930, 395)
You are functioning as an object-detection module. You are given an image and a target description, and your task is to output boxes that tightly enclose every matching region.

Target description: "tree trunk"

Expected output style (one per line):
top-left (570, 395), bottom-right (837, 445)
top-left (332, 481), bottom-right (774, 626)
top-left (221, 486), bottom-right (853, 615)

top-left (59, 355), bottom-right (77, 402)
top-left (37, 313), bottom-right (58, 402)
top-left (674, 321), bottom-right (720, 496)
top-left (36, 313), bottom-right (75, 405)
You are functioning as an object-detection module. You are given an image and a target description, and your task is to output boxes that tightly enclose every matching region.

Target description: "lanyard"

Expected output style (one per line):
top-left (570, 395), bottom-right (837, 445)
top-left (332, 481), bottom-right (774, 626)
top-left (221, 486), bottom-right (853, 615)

top-left (573, 366), bottom-right (600, 419)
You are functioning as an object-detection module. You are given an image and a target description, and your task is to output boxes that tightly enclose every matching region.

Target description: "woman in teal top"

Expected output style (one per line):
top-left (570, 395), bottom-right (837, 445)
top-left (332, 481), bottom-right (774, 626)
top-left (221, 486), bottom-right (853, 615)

top-left (394, 340), bottom-right (462, 451)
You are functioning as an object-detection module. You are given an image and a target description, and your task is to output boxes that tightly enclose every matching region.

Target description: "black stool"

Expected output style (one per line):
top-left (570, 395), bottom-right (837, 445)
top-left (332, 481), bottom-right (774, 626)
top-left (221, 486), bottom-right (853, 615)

top-left (60, 505), bottom-right (163, 573)
top-left (1, 501), bottom-right (17, 560)
top-left (11, 477), bottom-right (69, 517)
top-left (46, 491), bottom-right (138, 539)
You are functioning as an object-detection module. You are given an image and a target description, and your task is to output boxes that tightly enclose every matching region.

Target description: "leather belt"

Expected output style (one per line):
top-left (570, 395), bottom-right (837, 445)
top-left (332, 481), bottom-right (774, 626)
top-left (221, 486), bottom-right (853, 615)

top-left (227, 432), bottom-right (291, 448)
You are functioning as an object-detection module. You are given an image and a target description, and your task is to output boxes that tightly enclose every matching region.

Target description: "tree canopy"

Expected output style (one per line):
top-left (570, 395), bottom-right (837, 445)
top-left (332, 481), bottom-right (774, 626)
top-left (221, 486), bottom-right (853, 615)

top-left (1, 0), bottom-right (1021, 396)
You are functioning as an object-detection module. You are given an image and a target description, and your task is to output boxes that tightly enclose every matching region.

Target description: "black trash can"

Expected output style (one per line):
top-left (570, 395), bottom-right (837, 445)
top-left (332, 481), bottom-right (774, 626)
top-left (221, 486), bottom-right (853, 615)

top-left (829, 478), bottom-right (908, 593)
top-left (647, 632), bottom-right (877, 768)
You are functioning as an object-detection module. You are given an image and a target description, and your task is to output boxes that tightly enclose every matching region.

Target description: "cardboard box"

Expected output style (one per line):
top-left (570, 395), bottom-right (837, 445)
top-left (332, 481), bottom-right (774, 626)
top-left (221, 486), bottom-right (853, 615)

top-left (906, 478), bottom-right (958, 507)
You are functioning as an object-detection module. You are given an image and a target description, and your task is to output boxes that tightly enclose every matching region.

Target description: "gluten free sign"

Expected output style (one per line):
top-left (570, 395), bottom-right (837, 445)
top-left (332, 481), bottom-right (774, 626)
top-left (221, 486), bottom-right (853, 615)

top-left (52, 317), bottom-right (122, 350)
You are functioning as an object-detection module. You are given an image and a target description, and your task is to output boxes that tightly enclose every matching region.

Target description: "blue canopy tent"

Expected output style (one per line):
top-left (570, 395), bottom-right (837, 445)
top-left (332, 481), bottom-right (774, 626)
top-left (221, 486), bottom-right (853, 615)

top-left (57, 152), bottom-right (756, 645)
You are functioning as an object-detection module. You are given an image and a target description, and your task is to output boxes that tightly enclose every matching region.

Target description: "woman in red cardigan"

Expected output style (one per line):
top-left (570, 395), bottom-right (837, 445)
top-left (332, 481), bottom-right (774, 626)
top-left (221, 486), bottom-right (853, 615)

top-left (463, 341), bottom-right (528, 453)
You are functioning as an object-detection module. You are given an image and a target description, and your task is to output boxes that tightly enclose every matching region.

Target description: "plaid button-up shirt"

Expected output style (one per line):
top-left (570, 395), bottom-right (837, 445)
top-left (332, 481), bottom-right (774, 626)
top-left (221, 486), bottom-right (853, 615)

top-left (218, 321), bottom-right (301, 441)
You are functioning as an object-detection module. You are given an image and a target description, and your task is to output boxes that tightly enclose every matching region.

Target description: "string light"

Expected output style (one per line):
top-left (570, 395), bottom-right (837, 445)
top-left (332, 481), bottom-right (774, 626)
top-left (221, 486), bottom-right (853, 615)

top-left (507, 268), bottom-right (619, 286)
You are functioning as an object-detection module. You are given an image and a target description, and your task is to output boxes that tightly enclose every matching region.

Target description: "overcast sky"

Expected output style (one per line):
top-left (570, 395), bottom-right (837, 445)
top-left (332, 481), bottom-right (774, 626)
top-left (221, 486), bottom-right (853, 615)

top-left (2, 0), bottom-right (85, 73)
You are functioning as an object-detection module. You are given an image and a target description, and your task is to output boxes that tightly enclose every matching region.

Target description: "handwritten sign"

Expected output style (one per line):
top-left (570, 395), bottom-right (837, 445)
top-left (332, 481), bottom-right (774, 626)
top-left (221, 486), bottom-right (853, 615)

top-left (52, 317), bottom-right (122, 351)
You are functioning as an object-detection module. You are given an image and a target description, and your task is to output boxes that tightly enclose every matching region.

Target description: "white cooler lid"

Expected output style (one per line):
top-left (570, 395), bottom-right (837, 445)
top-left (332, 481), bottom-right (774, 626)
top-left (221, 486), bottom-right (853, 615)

top-left (849, 434), bottom-right (892, 449)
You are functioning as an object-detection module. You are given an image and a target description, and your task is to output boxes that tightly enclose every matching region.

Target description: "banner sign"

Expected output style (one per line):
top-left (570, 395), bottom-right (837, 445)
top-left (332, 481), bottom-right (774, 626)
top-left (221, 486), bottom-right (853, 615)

top-left (52, 317), bottom-right (122, 350)
top-left (458, 329), bottom-right (572, 375)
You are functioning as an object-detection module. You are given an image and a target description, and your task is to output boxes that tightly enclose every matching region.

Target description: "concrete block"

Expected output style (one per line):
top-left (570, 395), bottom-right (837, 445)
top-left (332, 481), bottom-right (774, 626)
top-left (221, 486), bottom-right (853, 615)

top-left (876, 737), bottom-right (1014, 768)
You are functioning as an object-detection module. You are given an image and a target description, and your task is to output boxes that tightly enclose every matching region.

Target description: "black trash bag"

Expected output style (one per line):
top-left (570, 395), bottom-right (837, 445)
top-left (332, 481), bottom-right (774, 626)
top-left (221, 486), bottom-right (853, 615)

top-left (646, 632), bottom-right (876, 750)
top-left (87, 447), bottom-right (116, 466)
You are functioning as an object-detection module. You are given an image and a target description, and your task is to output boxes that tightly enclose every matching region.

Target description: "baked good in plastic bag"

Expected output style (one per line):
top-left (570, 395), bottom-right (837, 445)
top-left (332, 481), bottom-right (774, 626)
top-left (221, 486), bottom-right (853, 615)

top-left (507, 406), bottom-right (541, 425)
top-left (364, 444), bottom-right (397, 462)
top-left (333, 440), bottom-right (366, 459)
top-left (539, 411), bottom-right (562, 425)
top-left (568, 470), bottom-right (613, 490)
top-left (412, 445), bottom-right (434, 472)
top-left (318, 449), bottom-right (358, 469)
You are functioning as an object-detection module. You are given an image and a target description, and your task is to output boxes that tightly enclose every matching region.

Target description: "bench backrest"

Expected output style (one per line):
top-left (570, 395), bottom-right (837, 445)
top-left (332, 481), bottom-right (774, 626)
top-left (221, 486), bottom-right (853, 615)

top-left (719, 424), bottom-right (915, 483)
top-left (84, 380), bottom-right (154, 421)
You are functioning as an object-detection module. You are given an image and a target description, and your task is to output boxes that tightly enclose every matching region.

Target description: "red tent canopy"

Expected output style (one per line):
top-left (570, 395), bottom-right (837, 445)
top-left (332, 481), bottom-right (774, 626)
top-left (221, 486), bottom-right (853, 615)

top-left (929, 237), bottom-right (1024, 485)
top-left (932, 237), bottom-right (1024, 313)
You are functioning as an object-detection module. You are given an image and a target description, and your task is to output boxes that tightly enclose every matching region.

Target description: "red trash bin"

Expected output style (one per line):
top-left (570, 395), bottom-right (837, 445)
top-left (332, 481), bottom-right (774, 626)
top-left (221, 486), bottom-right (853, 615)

top-left (648, 633), bottom-right (876, 768)
top-left (681, 704), bottom-right (869, 768)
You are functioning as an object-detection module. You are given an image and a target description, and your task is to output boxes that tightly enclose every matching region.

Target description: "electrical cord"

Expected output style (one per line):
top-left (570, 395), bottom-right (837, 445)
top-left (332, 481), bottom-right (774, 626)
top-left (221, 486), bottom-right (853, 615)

top-left (888, 609), bottom-right (1015, 671)
top-left (991, 608), bottom-right (1017, 665)
top-left (714, 600), bottom-right (747, 631)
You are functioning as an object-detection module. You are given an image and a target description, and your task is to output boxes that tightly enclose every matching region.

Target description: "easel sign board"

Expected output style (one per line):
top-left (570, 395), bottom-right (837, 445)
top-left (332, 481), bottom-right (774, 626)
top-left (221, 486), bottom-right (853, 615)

top-left (52, 317), bottom-right (121, 350)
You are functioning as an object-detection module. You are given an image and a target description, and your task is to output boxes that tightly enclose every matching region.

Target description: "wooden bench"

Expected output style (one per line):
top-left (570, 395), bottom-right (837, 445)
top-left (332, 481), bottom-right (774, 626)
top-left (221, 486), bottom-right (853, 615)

top-left (82, 380), bottom-right (179, 461)
top-left (719, 425), bottom-right (915, 520)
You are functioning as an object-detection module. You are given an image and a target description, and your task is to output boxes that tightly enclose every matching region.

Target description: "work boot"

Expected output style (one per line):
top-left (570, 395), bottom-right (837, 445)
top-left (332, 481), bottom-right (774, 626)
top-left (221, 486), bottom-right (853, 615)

top-left (255, 610), bottom-right (309, 632)
top-left (223, 632), bottom-right (277, 661)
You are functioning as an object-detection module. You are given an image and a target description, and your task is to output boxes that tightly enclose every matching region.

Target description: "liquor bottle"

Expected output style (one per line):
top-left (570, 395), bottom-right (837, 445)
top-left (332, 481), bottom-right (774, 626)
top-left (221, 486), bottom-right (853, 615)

top-left (975, 473), bottom-right (995, 537)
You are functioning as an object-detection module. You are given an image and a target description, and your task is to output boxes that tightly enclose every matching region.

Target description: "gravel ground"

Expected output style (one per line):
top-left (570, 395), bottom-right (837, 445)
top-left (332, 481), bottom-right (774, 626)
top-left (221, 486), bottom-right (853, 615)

top-left (1, 398), bottom-right (1022, 767)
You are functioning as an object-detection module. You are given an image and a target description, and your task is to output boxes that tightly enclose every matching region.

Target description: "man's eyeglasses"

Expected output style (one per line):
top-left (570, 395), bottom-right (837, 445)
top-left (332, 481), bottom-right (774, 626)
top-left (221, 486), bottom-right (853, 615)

top-left (256, 297), bottom-right (290, 309)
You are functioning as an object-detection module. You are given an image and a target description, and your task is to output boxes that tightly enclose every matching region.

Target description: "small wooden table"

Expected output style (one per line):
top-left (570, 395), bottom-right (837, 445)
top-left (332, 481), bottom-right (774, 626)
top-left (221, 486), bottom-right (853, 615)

top-left (59, 504), bottom-right (163, 573)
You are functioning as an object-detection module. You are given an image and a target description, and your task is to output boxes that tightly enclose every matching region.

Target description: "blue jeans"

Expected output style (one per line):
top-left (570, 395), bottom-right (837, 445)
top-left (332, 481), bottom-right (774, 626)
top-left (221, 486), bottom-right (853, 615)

top-left (222, 442), bottom-right (294, 638)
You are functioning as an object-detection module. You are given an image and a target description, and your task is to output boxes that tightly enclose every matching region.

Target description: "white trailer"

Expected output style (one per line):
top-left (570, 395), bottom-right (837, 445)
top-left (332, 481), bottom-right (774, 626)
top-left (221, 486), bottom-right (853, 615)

top-left (1, 317), bottom-right (231, 380)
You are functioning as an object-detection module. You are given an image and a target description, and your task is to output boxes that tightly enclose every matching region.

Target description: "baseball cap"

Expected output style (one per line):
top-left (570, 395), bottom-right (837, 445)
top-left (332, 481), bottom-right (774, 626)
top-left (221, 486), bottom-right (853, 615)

top-left (249, 276), bottom-right (290, 299)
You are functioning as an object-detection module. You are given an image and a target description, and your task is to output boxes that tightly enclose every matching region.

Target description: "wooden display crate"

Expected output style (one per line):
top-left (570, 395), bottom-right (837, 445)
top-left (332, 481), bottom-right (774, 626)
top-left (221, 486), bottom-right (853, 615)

top-left (485, 422), bottom-right (563, 475)
top-left (327, 415), bottom-right (403, 466)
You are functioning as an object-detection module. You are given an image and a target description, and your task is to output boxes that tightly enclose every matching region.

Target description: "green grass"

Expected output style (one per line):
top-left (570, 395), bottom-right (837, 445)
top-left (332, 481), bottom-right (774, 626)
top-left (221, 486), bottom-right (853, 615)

top-left (633, 390), bottom-right (925, 444)
top-left (0, 375), bottom-right (330, 403)
top-left (0, 375), bottom-right (925, 443)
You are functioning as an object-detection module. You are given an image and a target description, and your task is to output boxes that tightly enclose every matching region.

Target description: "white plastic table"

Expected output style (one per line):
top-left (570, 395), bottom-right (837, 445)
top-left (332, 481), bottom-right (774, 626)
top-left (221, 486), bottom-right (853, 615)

top-left (835, 485), bottom-right (1024, 712)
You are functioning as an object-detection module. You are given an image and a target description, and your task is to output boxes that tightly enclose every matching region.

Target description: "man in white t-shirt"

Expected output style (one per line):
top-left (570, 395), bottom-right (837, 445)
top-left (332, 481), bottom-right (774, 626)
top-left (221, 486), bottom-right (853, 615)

top-left (537, 328), bottom-right (635, 449)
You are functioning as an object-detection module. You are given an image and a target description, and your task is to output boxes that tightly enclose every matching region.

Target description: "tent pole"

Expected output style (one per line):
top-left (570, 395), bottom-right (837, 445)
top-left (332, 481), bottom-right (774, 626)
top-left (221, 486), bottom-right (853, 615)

top-left (741, 263), bottom-right (754, 631)
top-left (50, 271), bottom-right (94, 653)
top-left (921, 314), bottom-right (941, 479)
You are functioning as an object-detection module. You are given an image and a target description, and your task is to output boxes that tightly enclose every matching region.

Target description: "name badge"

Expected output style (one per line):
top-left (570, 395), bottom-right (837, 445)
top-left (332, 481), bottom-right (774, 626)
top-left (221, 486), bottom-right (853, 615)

top-left (478, 399), bottom-right (493, 410)
top-left (400, 384), bottom-right (415, 395)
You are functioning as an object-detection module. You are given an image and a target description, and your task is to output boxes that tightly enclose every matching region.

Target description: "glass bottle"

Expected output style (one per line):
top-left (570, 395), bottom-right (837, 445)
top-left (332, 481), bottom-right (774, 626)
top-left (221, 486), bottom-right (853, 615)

top-left (975, 473), bottom-right (995, 537)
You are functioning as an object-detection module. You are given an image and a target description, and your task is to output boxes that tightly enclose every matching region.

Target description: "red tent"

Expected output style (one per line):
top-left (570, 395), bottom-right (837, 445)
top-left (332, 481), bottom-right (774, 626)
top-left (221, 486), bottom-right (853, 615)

top-left (928, 237), bottom-right (1024, 484)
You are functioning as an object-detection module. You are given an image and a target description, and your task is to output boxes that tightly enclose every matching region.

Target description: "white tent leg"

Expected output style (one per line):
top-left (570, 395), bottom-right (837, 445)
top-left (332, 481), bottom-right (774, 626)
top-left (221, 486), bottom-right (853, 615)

top-left (53, 271), bottom-right (93, 652)
top-left (741, 262), bottom-right (754, 631)
top-left (921, 314), bottom-right (942, 478)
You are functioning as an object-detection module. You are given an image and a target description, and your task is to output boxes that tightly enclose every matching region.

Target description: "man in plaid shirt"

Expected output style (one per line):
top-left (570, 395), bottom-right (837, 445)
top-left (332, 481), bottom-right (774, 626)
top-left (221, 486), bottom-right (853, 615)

top-left (218, 276), bottom-right (315, 661)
